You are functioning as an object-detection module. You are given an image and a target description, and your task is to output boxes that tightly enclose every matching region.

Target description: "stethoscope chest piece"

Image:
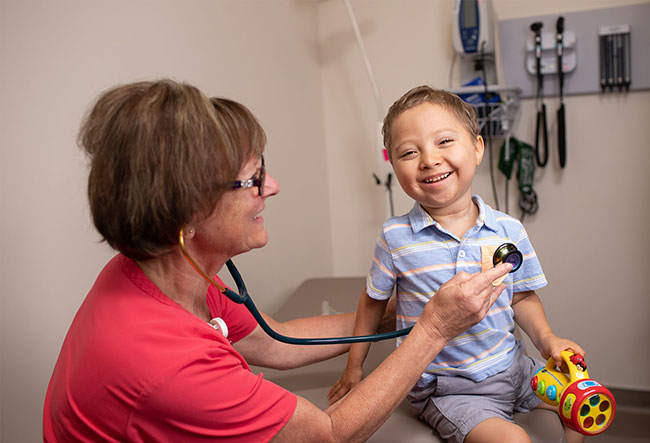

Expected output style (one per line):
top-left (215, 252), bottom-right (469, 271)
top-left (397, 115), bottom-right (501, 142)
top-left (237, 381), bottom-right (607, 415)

top-left (493, 243), bottom-right (523, 273)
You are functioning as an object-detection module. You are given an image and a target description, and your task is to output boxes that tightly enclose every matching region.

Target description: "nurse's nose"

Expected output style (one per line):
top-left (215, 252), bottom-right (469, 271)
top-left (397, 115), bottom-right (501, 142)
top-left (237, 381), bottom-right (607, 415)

top-left (262, 172), bottom-right (280, 198)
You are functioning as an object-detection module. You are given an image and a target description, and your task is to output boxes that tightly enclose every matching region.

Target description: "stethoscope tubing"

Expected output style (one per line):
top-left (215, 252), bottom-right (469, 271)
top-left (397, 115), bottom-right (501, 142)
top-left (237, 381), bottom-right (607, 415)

top-left (228, 239), bottom-right (520, 344)
top-left (181, 231), bottom-right (518, 346)
top-left (225, 260), bottom-right (413, 345)
top-left (179, 228), bottom-right (412, 345)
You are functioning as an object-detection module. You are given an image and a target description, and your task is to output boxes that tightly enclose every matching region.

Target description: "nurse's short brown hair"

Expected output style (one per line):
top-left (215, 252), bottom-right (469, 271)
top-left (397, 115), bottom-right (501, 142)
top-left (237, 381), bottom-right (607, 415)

top-left (79, 79), bottom-right (265, 260)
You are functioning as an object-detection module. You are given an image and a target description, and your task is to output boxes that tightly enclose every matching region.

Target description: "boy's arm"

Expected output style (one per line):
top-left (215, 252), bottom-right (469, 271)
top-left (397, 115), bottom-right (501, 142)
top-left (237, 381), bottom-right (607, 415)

top-left (328, 289), bottom-right (389, 404)
top-left (512, 290), bottom-right (585, 367)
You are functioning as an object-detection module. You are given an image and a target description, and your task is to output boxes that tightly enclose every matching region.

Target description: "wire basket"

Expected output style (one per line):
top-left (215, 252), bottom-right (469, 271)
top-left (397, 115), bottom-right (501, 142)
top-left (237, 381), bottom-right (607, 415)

top-left (452, 85), bottom-right (521, 138)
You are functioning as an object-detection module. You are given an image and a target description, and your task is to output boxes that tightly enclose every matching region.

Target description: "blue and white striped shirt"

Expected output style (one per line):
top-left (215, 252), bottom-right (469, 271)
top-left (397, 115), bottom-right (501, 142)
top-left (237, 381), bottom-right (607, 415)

top-left (366, 195), bottom-right (547, 386)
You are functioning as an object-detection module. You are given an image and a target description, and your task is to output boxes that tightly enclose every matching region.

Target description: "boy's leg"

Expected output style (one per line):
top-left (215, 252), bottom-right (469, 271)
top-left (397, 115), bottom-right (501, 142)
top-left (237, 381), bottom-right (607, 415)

top-left (535, 403), bottom-right (586, 443)
top-left (465, 417), bottom-right (531, 443)
top-left (411, 342), bottom-right (546, 443)
top-left (417, 395), bottom-right (534, 443)
top-left (565, 427), bottom-right (586, 443)
top-left (514, 345), bottom-right (584, 441)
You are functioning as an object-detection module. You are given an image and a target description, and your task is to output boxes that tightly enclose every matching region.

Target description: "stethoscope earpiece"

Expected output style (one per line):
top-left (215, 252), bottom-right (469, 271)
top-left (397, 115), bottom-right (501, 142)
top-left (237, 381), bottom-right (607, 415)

top-left (493, 243), bottom-right (523, 273)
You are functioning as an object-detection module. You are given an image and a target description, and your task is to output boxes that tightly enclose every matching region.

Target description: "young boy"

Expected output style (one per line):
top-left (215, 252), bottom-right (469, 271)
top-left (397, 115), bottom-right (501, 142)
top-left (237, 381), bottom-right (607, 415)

top-left (328, 86), bottom-right (585, 443)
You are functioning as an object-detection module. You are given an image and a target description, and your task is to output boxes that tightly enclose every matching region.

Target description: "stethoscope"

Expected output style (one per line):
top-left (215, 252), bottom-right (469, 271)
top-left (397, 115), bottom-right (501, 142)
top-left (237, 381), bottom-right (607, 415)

top-left (531, 22), bottom-right (549, 168)
top-left (179, 228), bottom-right (522, 345)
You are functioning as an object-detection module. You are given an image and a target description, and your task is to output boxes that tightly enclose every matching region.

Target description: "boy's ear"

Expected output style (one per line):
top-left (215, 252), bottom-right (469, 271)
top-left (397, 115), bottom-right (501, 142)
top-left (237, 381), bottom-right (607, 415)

top-left (475, 135), bottom-right (485, 165)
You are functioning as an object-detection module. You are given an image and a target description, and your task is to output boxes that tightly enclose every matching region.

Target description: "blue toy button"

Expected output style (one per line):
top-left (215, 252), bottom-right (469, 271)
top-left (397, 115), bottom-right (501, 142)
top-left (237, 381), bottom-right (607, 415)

top-left (577, 380), bottom-right (600, 390)
top-left (547, 385), bottom-right (557, 401)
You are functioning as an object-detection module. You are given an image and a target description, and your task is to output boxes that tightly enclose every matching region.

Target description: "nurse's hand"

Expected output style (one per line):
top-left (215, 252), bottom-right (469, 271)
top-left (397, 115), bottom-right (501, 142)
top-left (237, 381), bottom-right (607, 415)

top-left (418, 264), bottom-right (512, 343)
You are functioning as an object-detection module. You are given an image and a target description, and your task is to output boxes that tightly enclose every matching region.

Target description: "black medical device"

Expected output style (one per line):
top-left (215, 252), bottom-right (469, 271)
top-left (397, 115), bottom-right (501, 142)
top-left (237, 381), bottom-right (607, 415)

top-left (556, 16), bottom-right (567, 168)
top-left (531, 21), bottom-right (549, 168)
top-left (180, 229), bottom-right (521, 345)
top-left (599, 25), bottom-right (632, 92)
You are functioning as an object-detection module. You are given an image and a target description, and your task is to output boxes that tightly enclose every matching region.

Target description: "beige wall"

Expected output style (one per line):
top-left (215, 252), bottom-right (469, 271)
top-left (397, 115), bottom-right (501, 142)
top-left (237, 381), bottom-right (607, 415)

top-left (1, 0), bottom-right (648, 440)
top-left (318, 0), bottom-right (650, 392)
top-left (0, 1), bottom-right (332, 440)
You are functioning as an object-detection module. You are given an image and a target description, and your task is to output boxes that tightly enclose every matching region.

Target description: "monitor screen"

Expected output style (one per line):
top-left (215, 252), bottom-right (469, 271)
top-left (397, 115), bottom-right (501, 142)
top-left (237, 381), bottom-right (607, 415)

top-left (462, 0), bottom-right (477, 28)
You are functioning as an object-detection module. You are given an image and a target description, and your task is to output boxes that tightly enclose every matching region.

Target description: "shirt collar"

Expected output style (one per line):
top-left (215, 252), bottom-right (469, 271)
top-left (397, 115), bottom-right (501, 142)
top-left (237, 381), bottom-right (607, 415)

top-left (407, 195), bottom-right (500, 234)
top-left (473, 195), bottom-right (500, 233)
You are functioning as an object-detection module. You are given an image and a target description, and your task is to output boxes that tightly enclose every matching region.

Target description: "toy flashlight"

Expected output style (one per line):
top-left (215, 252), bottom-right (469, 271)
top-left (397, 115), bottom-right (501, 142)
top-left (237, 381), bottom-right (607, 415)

top-left (531, 351), bottom-right (616, 436)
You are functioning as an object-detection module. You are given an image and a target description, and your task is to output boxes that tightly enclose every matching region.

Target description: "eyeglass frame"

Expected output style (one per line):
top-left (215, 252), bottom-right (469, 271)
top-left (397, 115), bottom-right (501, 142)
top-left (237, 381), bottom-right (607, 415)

top-left (229, 155), bottom-right (266, 196)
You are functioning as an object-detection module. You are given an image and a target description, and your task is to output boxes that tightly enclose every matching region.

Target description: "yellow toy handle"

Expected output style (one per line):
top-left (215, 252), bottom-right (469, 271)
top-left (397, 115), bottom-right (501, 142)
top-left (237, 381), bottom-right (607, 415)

top-left (546, 350), bottom-right (589, 382)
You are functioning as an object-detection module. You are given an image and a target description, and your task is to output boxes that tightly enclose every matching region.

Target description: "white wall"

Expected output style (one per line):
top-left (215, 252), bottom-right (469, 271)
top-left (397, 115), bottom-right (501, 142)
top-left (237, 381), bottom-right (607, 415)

top-left (318, 0), bottom-right (650, 392)
top-left (0, 1), bottom-right (331, 440)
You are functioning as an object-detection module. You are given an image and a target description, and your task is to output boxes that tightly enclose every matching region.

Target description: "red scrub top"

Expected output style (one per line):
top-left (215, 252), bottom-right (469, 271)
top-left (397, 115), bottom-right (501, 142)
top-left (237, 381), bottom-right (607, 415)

top-left (44, 254), bottom-right (296, 442)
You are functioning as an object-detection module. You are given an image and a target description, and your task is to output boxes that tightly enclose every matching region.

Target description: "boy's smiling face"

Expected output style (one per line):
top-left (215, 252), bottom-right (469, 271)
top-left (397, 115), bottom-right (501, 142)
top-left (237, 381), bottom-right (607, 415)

top-left (390, 102), bottom-right (484, 217)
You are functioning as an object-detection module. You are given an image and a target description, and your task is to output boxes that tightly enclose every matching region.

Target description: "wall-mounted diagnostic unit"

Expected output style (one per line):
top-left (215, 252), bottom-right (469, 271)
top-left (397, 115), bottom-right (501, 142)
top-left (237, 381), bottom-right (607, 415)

top-left (452, 0), bottom-right (494, 55)
top-left (498, 3), bottom-right (650, 98)
top-left (599, 25), bottom-right (631, 92)
top-left (525, 30), bottom-right (577, 76)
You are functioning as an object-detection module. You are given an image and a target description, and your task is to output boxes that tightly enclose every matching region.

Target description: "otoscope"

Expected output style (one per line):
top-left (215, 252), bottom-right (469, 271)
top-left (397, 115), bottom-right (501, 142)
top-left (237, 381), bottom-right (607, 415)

top-left (180, 228), bottom-right (522, 345)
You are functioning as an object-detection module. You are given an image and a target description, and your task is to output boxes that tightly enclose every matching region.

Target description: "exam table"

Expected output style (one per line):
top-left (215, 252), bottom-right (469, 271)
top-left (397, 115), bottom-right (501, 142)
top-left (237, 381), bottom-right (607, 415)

top-left (252, 277), bottom-right (565, 442)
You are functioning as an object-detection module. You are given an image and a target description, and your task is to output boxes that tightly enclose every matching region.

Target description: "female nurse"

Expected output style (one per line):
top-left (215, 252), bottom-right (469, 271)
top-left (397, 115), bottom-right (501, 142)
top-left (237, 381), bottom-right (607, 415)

top-left (43, 79), bottom-right (511, 442)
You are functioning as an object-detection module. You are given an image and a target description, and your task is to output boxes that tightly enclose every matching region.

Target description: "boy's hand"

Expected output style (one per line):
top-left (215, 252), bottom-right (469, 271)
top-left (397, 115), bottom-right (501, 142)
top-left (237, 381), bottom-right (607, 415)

top-left (328, 365), bottom-right (363, 405)
top-left (538, 333), bottom-right (585, 369)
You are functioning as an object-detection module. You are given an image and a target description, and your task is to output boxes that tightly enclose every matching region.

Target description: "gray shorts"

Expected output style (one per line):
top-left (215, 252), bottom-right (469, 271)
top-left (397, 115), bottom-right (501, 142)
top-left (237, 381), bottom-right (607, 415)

top-left (408, 343), bottom-right (543, 443)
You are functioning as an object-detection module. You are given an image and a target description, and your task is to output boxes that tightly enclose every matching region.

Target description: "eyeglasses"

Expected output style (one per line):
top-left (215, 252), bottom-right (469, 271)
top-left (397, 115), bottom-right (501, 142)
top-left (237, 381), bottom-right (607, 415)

top-left (230, 156), bottom-right (266, 196)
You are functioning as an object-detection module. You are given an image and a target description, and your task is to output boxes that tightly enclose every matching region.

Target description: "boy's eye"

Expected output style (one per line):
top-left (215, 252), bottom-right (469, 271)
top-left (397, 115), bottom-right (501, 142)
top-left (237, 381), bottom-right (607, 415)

top-left (439, 138), bottom-right (453, 145)
top-left (398, 149), bottom-right (417, 159)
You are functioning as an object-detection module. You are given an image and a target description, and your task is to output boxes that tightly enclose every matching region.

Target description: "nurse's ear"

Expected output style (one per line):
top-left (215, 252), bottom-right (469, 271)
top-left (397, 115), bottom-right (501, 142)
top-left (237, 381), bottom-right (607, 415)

top-left (181, 225), bottom-right (196, 240)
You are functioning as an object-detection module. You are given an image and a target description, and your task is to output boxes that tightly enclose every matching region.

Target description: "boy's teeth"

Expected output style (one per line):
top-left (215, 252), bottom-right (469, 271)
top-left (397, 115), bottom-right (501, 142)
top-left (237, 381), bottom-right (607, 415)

top-left (424, 172), bottom-right (451, 183)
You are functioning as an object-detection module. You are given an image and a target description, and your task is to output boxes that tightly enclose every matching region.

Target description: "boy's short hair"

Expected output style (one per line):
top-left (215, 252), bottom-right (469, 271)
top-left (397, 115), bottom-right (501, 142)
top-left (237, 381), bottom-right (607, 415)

top-left (382, 85), bottom-right (479, 161)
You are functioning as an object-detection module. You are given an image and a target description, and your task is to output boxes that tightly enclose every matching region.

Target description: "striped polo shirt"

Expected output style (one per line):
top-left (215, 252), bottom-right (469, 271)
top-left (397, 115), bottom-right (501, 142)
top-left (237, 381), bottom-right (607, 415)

top-left (366, 195), bottom-right (547, 386)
